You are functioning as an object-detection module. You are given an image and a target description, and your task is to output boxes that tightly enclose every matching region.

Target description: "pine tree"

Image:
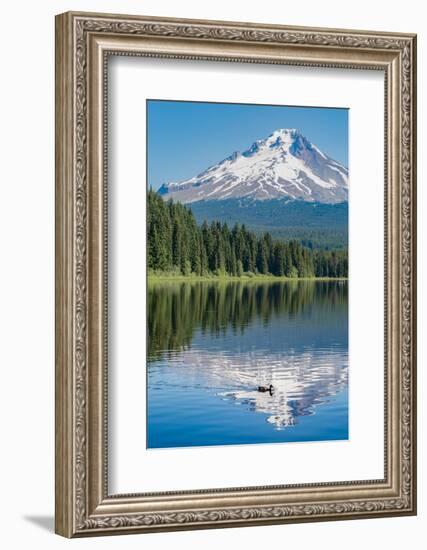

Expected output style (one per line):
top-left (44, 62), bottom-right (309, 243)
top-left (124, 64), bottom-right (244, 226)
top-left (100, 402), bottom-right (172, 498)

top-left (256, 239), bottom-right (269, 274)
top-left (273, 242), bottom-right (285, 276)
top-left (236, 259), bottom-right (243, 277)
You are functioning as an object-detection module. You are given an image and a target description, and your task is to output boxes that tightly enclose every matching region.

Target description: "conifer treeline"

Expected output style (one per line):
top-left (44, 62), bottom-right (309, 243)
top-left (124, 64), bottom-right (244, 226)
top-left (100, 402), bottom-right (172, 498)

top-left (148, 189), bottom-right (348, 278)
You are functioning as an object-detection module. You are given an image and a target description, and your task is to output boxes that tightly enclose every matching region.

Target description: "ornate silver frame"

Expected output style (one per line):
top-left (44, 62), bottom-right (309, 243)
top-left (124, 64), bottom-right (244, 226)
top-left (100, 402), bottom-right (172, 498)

top-left (55, 11), bottom-right (417, 537)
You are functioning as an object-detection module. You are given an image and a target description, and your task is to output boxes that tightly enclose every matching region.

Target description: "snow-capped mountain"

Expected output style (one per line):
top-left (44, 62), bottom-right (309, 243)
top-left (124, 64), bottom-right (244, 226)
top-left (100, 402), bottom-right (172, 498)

top-left (158, 128), bottom-right (348, 204)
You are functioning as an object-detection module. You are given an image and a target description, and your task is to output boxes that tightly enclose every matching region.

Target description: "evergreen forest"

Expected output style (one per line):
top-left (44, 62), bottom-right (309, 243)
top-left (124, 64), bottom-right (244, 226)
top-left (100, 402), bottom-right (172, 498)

top-left (147, 189), bottom-right (348, 279)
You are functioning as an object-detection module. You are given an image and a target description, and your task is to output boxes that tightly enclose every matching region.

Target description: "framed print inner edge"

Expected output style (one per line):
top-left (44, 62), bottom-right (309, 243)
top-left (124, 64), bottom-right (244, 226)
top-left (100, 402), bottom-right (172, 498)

top-left (55, 11), bottom-right (417, 538)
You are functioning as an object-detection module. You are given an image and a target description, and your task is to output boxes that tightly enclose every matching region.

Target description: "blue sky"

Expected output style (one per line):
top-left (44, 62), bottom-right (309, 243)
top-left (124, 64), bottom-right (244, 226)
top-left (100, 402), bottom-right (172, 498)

top-left (147, 100), bottom-right (348, 190)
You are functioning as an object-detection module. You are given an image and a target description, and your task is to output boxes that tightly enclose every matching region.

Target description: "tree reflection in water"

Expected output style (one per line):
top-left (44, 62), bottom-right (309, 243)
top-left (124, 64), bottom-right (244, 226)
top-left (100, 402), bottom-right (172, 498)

top-left (147, 280), bottom-right (348, 433)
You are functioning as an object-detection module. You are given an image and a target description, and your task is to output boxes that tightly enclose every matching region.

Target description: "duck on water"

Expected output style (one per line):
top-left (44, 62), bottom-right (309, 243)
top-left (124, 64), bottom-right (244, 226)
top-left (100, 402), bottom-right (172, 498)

top-left (257, 384), bottom-right (274, 395)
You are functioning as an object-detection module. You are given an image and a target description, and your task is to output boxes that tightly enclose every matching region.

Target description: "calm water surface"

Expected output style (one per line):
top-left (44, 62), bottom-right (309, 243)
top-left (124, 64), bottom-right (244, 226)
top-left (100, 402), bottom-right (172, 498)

top-left (147, 280), bottom-right (348, 448)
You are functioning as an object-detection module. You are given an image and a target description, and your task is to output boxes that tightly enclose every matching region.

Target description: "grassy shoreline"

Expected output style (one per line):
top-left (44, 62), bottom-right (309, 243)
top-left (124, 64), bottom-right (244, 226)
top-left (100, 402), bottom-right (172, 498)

top-left (148, 273), bottom-right (348, 283)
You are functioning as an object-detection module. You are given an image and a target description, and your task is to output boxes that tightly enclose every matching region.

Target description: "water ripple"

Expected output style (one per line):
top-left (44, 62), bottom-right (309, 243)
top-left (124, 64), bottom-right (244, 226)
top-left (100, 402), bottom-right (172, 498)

top-left (147, 280), bottom-right (348, 447)
top-left (149, 346), bottom-right (347, 430)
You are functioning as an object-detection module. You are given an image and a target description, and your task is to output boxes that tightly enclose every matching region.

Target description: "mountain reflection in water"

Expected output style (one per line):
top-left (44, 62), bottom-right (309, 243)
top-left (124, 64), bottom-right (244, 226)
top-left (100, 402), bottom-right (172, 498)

top-left (147, 280), bottom-right (348, 448)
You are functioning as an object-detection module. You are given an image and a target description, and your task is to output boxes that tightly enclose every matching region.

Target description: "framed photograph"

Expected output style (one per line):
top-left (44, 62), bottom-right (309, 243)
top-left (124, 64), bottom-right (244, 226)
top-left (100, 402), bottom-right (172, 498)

top-left (55, 11), bottom-right (417, 537)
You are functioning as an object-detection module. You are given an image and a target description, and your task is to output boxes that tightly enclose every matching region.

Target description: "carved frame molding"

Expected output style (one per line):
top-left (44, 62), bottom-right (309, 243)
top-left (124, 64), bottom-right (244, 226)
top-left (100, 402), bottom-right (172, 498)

top-left (55, 11), bottom-right (416, 537)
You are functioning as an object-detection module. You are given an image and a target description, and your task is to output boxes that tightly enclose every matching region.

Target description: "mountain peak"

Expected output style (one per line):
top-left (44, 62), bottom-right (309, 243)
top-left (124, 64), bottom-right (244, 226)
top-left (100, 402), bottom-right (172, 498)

top-left (158, 128), bottom-right (348, 204)
top-left (244, 128), bottom-right (302, 154)
top-left (270, 127), bottom-right (300, 137)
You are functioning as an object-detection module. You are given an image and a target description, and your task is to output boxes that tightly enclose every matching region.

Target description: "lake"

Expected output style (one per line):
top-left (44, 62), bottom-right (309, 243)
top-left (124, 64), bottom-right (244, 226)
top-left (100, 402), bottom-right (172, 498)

top-left (147, 279), bottom-right (348, 448)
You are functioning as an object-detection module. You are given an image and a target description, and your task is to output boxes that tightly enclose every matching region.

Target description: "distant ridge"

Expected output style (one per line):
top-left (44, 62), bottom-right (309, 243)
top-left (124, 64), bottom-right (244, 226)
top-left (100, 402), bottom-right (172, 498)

top-left (189, 198), bottom-right (348, 250)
